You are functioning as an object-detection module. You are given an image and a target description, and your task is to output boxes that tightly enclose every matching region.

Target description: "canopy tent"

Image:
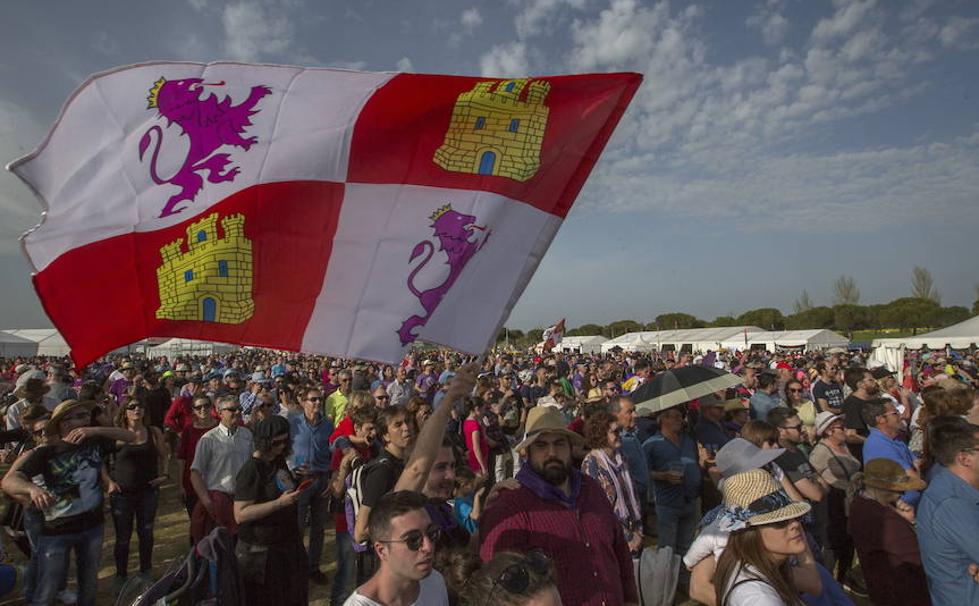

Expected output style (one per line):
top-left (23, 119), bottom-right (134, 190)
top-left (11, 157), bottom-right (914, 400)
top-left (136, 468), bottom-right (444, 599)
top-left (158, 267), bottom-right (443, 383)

top-left (146, 338), bottom-right (240, 359)
top-left (873, 315), bottom-right (979, 350)
top-left (558, 335), bottom-right (608, 354)
top-left (0, 332), bottom-right (39, 357)
top-left (2, 329), bottom-right (71, 357)
top-left (600, 327), bottom-right (766, 354)
top-left (719, 329), bottom-right (850, 352)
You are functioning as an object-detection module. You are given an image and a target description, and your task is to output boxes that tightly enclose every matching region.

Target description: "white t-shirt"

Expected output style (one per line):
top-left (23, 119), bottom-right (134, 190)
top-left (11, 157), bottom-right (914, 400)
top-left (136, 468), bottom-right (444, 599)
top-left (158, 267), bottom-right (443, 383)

top-left (344, 570), bottom-right (449, 606)
top-left (723, 566), bottom-right (786, 606)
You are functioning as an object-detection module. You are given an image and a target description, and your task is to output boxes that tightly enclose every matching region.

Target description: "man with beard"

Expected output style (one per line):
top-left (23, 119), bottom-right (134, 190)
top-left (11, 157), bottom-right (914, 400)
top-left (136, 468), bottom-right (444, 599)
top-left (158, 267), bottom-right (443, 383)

top-left (842, 367), bottom-right (878, 463)
top-left (479, 406), bottom-right (638, 606)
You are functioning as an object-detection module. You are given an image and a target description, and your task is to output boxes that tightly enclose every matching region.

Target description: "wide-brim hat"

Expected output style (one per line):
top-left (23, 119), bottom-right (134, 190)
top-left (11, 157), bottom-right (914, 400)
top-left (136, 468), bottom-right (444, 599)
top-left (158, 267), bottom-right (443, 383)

top-left (515, 406), bottom-right (585, 452)
top-left (722, 469), bottom-right (811, 528)
top-left (723, 398), bottom-right (748, 413)
top-left (14, 376), bottom-right (50, 400)
top-left (863, 458), bottom-right (926, 492)
top-left (119, 361), bottom-right (135, 371)
top-left (49, 399), bottom-right (96, 432)
top-left (715, 438), bottom-right (785, 479)
top-left (814, 411), bottom-right (844, 437)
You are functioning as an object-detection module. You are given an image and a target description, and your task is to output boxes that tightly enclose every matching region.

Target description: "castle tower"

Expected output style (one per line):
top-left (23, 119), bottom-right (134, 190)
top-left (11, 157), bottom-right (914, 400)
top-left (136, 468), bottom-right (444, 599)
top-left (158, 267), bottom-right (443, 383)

top-left (433, 78), bottom-right (551, 182)
top-left (155, 212), bottom-right (254, 324)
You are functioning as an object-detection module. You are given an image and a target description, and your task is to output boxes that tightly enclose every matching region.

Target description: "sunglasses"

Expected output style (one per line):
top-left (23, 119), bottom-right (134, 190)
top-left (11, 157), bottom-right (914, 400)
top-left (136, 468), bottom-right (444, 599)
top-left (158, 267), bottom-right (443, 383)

top-left (377, 395), bottom-right (390, 401)
top-left (781, 423), bottom-right (803, 432)
top-left (221, 406), bottom-right (242, 413)
top-left (377, 525), bottom-right (441, 551)
top-left (787, 388), bottom-right (803, 393)
top-left (271, 436), bottom-right (290, 446)
top-left (193, 404), bottom-right (212, 411)
top-left (486, 550), bottom-right (551, 605)
top-left (125, 404), bottom-right (142, 411)
top-left (307, 397), bottom-right (323, 402)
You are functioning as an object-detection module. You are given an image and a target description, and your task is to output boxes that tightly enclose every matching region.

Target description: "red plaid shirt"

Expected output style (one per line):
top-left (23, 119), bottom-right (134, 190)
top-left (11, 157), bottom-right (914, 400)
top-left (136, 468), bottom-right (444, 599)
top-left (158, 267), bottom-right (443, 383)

top-left (480, 470), bottom-right (638, 606)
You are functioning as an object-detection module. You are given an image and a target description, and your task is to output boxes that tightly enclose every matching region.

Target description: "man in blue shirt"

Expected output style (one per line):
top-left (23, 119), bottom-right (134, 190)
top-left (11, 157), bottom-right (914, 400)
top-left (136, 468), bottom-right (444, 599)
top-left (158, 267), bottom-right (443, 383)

top-left (862, 398), bottom-right (922, 507)
top-left (612, 396), bottom-right (648, 509)
top-left (289, 386), bottom-right (334, 585)
top-left (749, 372), bottom-right (782, 420)
top-left (642, 404), bottom-right (701, 585)
top-left (916, 418), bottom-right (979, 606)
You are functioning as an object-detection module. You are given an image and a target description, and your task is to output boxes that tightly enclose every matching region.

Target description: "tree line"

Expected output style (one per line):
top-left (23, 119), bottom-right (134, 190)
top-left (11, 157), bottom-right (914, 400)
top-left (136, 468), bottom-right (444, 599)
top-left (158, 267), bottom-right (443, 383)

top-left (498, 267), bottom-right (978, 344)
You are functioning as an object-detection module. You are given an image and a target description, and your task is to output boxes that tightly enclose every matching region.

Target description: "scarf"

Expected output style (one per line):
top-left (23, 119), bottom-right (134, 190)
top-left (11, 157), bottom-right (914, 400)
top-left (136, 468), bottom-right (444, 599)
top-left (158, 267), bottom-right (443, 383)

top-left (589, 448), bottom-right (642, 528)
top-left (516, 463), bottom-right (581, 509)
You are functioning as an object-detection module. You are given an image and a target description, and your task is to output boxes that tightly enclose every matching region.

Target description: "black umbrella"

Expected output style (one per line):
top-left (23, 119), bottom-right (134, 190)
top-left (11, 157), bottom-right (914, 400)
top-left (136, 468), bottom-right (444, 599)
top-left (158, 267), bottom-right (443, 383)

top-left (632, 365), bottom-right (742, 415)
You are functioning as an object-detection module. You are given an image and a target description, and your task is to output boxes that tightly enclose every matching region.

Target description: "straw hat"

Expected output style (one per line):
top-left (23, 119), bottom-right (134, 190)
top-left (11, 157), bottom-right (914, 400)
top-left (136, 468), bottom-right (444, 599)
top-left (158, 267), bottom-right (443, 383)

top-left (48, 399), bottom-right (96, 432)
top-left (514, 406), bottom-right (585, 451)
top-left (722, 398), bottom-right (748, 413)
top-left (863, 458), bottom-right (926, 492)
top-left (814, 411), bottom-right (844, 437)
top-left (721, 469), bottom-right (810, 528)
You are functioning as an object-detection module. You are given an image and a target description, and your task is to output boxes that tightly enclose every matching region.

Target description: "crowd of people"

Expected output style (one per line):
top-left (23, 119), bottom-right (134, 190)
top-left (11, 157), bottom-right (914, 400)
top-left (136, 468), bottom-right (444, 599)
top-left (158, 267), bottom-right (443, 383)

top-left (0, 345), bottom-right (976, 605)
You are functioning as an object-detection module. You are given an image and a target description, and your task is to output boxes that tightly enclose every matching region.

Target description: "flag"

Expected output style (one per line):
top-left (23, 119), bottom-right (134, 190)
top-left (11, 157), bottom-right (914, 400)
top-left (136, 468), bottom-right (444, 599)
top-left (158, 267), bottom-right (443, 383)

top-left (541, 318), bottom-right (566, 353)
top-left (9, 62), bottom-right (640, 368)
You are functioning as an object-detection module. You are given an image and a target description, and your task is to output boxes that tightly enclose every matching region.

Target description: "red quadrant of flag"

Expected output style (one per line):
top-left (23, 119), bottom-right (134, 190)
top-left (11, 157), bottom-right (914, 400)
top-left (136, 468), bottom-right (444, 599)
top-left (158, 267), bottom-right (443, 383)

top-left (347, 72), bottom-right (641, 218)
top-left (33, 181), bottom-right (343, 365)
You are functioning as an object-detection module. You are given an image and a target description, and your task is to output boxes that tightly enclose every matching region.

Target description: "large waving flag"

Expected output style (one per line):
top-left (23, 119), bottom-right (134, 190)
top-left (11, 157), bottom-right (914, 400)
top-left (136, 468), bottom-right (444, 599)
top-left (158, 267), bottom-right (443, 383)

top-left (9, 62), bottom-right (640, 367)
top-left (540, 318), bottom-right (566, 353)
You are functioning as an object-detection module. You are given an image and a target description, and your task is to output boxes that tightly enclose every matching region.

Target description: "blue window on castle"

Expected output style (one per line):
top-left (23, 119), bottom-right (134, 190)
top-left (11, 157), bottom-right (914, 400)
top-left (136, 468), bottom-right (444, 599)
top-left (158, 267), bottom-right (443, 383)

top-left (505, 82), bottom-right (515, 92)
top-left (218, 260), bottom-right (228, 277)
top-left (184, 269), bottom-right (193, 282)
top-left (475, 117), bottom-right (486, 130)
top-left (509, 119), bottom-right (520, 133)
top-left (197, 230), bottom-right (207, 242)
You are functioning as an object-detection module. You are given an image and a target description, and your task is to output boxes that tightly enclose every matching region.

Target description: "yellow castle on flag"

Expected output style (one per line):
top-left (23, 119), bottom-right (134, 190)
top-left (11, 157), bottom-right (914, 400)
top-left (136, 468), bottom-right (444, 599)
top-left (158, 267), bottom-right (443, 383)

top-left (434, 78), bottom-right (550, 181)
top-left (156, 213), bottom-right (254, 324)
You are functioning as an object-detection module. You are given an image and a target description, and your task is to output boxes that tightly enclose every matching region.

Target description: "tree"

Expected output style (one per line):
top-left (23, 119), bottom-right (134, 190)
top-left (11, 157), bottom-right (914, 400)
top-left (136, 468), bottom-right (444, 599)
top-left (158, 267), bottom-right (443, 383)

top-left (879, 298), bottom-right (941, 334)
top-left (973, 284), bottom-right (979, 316)
top-left (650, 313), bottom-right (705, 330)
top-left (939, 306), bottom-right (970, 327)
top-left (833, 304), bottom-right (868, 336)
top-left (792, 289), bottom-right (814, 314)
top-left (710, 316), bottom-right (738, 327)
top-left (833, 275), bottom-right (860, 306)
top-left (737, 308), bottom-right (785, 330)
top-left (605, 320), bottom-right (643, 337)
top-left (785, 306), bottom-right (835, 330)
top-left (911, 266), bottom-right (941, 304)
top-left (571, 323), bottom-right (605, 337)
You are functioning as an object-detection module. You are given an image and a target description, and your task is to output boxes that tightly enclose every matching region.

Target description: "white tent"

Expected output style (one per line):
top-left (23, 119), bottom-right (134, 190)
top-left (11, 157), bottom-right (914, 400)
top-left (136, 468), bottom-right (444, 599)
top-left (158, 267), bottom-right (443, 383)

top-left (722, 329), bottom-right (850, 352)
top-left (147, 338), bottom-right (240, 358)
top-left (2, 329), bottom-right (71, 356)
top-left (558, 335), bottom-right (608, 354)
top-left (873, 315), bottom-right (979, 350)
top-left (0, 332), bottom-right (39, 357)
top-left (601, 326), bottom-right (766, 354)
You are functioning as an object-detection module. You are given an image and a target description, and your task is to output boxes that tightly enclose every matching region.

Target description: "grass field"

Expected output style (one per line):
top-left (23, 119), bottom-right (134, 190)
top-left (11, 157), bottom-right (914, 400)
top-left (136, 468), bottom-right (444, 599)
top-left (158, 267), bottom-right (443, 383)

top-left (0, 459), bottom-right (869, 605)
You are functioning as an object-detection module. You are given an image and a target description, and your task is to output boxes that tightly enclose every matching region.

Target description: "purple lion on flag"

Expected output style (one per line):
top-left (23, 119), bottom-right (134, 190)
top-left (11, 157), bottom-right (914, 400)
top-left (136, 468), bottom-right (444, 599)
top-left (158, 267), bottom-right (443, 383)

top-left (397, 204), bottom-right (491, 345)
top-left (138, 77), bottom-right (271, 218)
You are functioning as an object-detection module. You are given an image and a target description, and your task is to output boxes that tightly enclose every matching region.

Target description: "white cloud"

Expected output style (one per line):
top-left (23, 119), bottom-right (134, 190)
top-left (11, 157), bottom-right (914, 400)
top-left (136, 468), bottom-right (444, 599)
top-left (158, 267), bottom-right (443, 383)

top-left (461, 7), bottom-right (483, 29)
top-left (396, 56), bottom-right (414, 72)
top-left (222, 1), bottom-right (294, 62)
top-left (939, 17), bottom-right (979, 50)
top-left (569, 0), bottom-right (667, 71)
top-left (0, 99), bottom-right (48, 253)
top-left (480, 42), bottom-right (529, 77)
top-left (746, 1), bottom-right (790, 46)
top-left (188, 0), bottom-right (209, 11)
top-left (514, 0), bottom-right (588, 38)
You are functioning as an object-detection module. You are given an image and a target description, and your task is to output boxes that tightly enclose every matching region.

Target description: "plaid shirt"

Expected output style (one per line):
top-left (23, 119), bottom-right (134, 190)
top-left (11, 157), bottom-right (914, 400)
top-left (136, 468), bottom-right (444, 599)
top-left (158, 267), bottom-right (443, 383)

top-left (480, 467), bottom-right (638, 606)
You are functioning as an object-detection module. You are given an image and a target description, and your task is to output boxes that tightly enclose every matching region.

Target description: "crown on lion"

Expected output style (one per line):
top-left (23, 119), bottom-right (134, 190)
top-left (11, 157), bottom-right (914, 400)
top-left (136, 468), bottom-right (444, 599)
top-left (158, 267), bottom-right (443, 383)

top-left (430, 204), bottom-right (452, 221)
top-left (146, 77), bottom-right (167, 109)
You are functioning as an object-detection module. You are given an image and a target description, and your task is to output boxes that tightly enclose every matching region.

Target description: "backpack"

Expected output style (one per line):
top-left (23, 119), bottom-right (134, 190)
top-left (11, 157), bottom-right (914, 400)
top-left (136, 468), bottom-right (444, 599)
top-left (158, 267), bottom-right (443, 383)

top-left (344, 453), bottom-right (395, 553)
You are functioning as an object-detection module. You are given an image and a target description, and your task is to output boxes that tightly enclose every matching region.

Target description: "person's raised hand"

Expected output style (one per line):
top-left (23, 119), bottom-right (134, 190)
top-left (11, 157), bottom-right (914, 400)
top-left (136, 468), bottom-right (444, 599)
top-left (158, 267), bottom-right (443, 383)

top-left (445, 363), bottom-right (479, 404)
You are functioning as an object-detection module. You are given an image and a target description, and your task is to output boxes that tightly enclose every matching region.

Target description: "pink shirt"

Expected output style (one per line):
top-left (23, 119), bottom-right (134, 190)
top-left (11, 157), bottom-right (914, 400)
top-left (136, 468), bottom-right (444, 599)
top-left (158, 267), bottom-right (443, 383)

top-left (463, 418), bottom-right (489, 474)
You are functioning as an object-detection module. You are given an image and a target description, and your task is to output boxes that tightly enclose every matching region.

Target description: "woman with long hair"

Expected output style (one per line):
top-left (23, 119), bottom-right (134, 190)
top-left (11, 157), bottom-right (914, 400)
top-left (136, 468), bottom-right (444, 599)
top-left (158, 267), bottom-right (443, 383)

top-left (176, 395), bottom-right (217, 519)
top-left (713, 469), bottom-right (814, 606)
top-left (108, 395), bottom-right (169, 582)
top-left (581, 410), bottom-right (643, 555)
top-left (461, 396), bottom-right (489, 477)
top-left (233, 415), bottom-right (307, 606)
top-left (784, 379), bottom-right (817, 445)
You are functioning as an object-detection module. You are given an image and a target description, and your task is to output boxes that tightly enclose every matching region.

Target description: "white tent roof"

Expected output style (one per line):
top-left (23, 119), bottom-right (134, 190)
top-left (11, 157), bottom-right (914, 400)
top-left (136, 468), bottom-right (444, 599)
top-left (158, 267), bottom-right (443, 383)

top-left (558, 335), bottom-right (607, 353)
top-left (147, 338), bottom-right (240, 358)
top-left (601, 326), bottom-right (766, 353)
top-left (872, 315), bottom-right (979, 349)
top-left (730, 329), bottom-right (850, 350)
top-left (2, 329), bottom-right (71, 356)
top-left (0, 332), bottom-right (39, 357)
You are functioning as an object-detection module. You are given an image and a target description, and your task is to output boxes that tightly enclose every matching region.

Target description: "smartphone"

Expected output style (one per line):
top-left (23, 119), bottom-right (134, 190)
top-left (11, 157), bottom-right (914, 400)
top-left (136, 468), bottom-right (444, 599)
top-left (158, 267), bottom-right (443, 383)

top-left (296, 479), bottom-right (314, 492)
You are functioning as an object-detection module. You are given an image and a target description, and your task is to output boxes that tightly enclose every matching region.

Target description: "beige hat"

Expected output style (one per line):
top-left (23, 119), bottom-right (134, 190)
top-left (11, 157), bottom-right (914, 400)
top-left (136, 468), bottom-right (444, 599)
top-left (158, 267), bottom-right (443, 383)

top-left (814, 411), bottom-right (844, 437)
top-left (514, 406), bottom-right (585, 452)
top-left (14, 376), bottom-right (50, 400)
top-left (721, 469), bottom-right (810, 529)
top-left (723, 398), bottom-right (748, 413)
top-left (48, 399), bottom-right (96, 432)
top-left (863, 458), bottom-right (926, 492)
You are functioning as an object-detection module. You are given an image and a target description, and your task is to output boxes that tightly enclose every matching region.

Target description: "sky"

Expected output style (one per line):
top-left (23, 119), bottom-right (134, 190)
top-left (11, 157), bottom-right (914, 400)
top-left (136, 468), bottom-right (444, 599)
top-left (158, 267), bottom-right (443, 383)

top-left (1, 0), bottom-right (978, 333)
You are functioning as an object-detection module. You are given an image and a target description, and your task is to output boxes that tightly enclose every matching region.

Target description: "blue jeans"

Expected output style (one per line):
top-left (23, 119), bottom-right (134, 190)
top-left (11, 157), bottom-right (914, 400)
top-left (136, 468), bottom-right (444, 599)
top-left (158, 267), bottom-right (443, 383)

top-left (655, 498), bottom-right (699, 585)
top-left (23, 509), bottom-right (68, 603)
top-left (110, 487), bottom-right (159, 577)
top-left (296, 475), bottom-right (329, 573)
top-left (33, 524), bottom-right (103, 606)
top-left (331, 531), bottom-right (356, 606)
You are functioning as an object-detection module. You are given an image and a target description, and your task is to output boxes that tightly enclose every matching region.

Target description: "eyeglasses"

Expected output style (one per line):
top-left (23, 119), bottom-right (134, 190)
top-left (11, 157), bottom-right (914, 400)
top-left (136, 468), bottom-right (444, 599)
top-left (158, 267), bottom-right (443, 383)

top-left (485, 550), bottom-right (551, 605)
top-left (781, 423), bottom-right (803, 432)
top-left (221, 406), bottom-right (242, 413)
top-left (377, 395), bottom-right (390, 401)
top-left (376, 525), bottom-right (441, 551)
top-left (193, 404), bottom-right (212, 411)
top-left (787, 388), bottom-right (803, 393)
top-left (271, 436), bottom-right (290, 446)
top-left (125, 404), bottom-right (142, 411)
top-left (881, 411), bottom-right (899, 418)
top-left (307, 397), bottom-right (323, 402)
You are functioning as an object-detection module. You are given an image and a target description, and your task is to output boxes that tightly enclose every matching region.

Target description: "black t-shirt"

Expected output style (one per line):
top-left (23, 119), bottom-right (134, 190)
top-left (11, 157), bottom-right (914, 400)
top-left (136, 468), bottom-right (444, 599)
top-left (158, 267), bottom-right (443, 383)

top-left (234, 457), bottom-right (301, 546)
top-left (360, 449), bottom-right (406, 509)
top-left (812, 381), bottom-right (845, 412)
top-left (774, 448), bottom-right (818, 485)
top-left (843, 394), bottom-right (870, 461)
top-left (19, 437), bottom-right (115, 535)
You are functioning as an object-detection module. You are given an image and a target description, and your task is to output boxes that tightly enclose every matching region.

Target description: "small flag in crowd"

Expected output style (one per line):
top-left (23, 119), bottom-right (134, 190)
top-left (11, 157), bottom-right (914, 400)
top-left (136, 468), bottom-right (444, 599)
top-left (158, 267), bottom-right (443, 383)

top-left (9, 62), bottom-right (640, 367)
top-left (541, 318), bottom-right (566, 353)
